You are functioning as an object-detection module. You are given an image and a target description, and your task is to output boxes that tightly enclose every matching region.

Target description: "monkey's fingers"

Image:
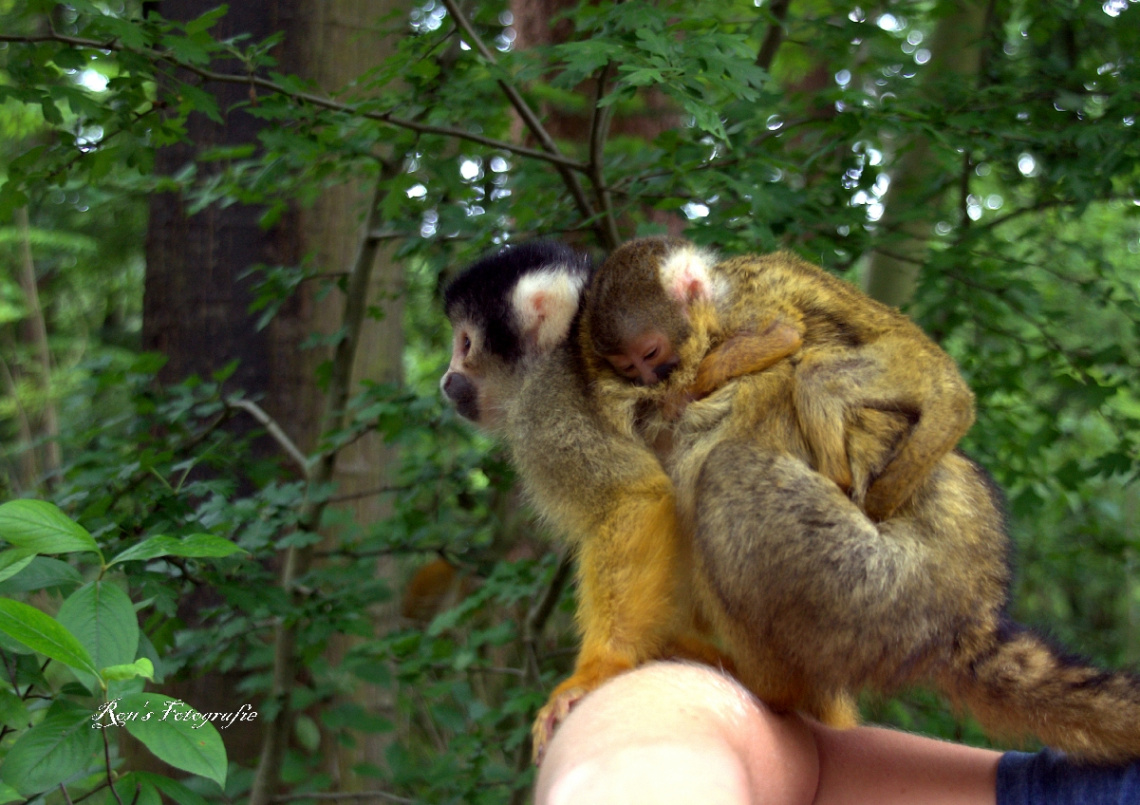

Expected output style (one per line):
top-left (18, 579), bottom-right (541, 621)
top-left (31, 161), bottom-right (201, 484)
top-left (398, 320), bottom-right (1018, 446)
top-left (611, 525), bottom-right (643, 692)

top-left (531, 685), bottom-right (586, 765)
top-left (691, 320), bottom-right (803, 399)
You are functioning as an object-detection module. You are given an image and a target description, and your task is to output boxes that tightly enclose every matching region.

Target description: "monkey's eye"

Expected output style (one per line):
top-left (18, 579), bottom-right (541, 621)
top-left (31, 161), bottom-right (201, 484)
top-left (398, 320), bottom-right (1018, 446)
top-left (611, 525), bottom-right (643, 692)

top-left (643, 347), bottom-right (658, 361)
top-left (606, 356), bottom-right (637, 377)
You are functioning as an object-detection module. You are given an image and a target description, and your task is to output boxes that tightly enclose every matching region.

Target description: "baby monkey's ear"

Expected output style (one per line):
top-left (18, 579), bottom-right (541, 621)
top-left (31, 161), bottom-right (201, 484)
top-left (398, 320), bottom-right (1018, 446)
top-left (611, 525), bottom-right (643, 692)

top-left (511, 267), bottom-right (587, 357)
top-left (658, 244), bottom-right (717, 306)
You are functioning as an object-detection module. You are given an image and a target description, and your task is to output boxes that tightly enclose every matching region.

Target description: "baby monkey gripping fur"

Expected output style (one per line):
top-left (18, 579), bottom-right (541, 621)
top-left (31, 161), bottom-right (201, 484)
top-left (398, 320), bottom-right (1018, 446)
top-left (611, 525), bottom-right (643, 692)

top-left (584, 236), bottom-right (976, 520)
top-left (581, 236), bottom-right (1140, 763)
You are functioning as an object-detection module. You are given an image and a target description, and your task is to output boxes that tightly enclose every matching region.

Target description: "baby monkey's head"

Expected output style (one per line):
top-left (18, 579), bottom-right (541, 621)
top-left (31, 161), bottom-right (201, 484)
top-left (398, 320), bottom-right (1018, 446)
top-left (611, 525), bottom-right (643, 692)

top-left (582, 236), bottom-right (722, 387)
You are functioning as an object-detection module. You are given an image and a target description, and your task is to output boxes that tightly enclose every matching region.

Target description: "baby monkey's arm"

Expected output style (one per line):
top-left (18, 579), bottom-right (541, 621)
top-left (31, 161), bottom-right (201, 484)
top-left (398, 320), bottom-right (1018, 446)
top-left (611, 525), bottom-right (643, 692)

top-left (662, 316), bottom-right (802, 420)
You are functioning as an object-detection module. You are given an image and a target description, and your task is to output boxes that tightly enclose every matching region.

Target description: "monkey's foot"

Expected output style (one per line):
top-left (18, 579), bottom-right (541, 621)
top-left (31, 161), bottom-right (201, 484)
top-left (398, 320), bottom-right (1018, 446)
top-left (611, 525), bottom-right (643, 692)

top-left (531, 686), bottom-right (586, 765)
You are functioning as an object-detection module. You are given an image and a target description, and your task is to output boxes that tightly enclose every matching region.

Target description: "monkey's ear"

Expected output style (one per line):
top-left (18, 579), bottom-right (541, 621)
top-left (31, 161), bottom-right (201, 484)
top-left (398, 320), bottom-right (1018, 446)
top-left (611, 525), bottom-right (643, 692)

top-left (512, 268), bottom-right (586, 356)
top-left (659, 245), bottom-right (716, 305)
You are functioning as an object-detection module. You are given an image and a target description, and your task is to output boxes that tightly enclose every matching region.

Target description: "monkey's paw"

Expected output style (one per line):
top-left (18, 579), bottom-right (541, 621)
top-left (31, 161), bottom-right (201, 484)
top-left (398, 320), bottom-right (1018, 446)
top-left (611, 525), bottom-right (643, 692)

top-left (661, 388), bottom-right (697, 421)
top-left (531, 686), bottom-right (586, 765)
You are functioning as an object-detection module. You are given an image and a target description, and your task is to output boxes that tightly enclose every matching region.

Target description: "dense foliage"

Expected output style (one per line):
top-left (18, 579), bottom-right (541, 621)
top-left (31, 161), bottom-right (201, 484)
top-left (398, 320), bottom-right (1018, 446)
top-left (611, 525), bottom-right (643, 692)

top-left (1, 0), bottom-right (1138, 802)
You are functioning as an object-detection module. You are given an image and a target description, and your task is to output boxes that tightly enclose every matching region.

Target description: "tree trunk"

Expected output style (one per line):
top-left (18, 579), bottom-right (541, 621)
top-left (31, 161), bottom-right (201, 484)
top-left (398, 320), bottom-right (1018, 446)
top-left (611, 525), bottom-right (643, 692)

top-left (282, 0), bottom-right (405, 789)
top-left (144, 0), bottom-right (404, 790)
top-left (14, 206), bottom-right (62, 488)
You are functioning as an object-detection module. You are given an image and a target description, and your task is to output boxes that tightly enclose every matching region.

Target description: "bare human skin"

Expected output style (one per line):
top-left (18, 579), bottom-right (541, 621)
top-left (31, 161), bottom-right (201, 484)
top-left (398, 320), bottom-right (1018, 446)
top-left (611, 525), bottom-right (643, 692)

top-left (535, 662), bottom-right (1001, 805)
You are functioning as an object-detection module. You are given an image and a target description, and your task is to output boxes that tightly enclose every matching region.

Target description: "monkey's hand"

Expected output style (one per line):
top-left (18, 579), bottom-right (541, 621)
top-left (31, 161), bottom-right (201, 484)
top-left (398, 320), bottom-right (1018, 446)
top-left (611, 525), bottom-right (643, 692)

top-left (661, 320), bottom-right (802, 421)
top-left (531, 636), bottom-right (735, 763)
top-left (660, 387), bottom-right (698, 421)
top-left (693, 320), bottom-right (803, 397)
top-left (532, 655), bottom-right (636, 764)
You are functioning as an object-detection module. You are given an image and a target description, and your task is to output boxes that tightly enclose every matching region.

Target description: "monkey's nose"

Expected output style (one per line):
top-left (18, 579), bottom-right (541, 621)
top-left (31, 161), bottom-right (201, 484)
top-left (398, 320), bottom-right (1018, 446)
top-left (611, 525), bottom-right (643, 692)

top-left (638, 366), bottom-right (660, 386)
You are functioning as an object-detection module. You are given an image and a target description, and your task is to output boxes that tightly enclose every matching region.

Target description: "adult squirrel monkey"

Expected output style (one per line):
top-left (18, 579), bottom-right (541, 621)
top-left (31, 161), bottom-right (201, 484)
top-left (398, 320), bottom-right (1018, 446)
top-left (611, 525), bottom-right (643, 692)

top-left (440, 241), bottom-right (766, 761)
top-left (578, 236), bottom-right (1140, 764)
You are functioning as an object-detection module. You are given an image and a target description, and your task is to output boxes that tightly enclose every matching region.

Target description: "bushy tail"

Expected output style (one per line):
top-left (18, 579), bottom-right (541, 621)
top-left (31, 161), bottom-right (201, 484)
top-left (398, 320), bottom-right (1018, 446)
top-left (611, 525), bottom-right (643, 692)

top-left (948, 619), bottom-right (1140, 764)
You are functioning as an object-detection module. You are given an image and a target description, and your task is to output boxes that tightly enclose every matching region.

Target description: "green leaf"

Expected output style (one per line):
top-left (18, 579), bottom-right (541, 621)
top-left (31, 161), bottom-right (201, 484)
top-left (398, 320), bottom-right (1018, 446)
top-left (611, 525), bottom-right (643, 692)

top-left (110, 533), bottom-right (246, 566)
top-left (0, 782), bottom-right (19, 805)
top-left (0, 599), bottom-right (98, 676)
top-left (0, 685), bottom-right (30, 729)
top-left (118, 693), bottom-right (228, 788)
top-left (112, 777), bottom-right (163, 805)
top-left (294, 713), bottom-right (321, 752)
top-left (57, 581), bottom-right (139, 672)
top-left (131, 772), bottom-right (211, 805)
top-left (0, 556), bottom-right (82, 595)
top-left (0, 705), bottom-right (100, 796)
top-left (0, 548), bottom-right (37, 583)
top-left (103, 657), bottom-right (155, 682)
top-left (0, 500), bottom-right (99, 556)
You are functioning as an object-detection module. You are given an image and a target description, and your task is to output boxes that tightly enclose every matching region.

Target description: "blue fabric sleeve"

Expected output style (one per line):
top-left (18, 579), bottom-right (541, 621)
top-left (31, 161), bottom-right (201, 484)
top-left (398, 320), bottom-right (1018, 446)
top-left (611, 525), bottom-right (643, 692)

top-left (997, 749), bottom-right (1140, 805)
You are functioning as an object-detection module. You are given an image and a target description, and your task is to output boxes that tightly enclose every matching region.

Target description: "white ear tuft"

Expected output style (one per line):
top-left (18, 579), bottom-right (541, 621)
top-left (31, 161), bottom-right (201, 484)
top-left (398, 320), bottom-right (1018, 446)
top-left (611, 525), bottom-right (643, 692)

top-left (512, 267), bottom-right (587, 356)
top-left (658, 244), bottom-right (718, 305)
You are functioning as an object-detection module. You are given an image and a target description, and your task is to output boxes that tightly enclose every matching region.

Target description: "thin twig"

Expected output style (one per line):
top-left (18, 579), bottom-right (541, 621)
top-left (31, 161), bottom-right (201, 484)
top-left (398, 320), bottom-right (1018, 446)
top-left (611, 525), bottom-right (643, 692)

top-left (101, 726), bottom-right (127, 805)
top-left (587, 64), bottom-right (621, 250)
top-left (227, 397), bottom-right (311, 478)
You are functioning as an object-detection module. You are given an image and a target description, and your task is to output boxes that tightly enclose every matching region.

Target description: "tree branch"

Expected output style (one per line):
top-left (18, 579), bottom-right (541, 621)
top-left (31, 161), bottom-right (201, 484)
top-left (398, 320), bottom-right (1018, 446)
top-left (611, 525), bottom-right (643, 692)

top-left (226, 397), bottom-right (311, 478)
top-left (587, 64), bottom-right (621, 250)
top-left (15, 207), bottom-right (61, 488)
top-left (756, 0), bottom-right (792, 71)
top-left (0, 32), bottom-right (588, 172)
top-left (435, 0), bottom-right (604, 237)
top-left (508, 548), bottom-right (576, 805)
top-left (249, 163), bottom-right (400, 805)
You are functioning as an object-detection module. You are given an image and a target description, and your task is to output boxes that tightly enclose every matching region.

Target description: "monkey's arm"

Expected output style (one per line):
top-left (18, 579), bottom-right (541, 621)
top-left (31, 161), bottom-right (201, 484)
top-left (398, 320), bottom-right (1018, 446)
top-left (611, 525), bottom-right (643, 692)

top-left (662, 317), bottom-right (802, 420)
top-left (529, 461), bottom-right (735, 762)
top-left (513, 359), bottom-right (724, 761)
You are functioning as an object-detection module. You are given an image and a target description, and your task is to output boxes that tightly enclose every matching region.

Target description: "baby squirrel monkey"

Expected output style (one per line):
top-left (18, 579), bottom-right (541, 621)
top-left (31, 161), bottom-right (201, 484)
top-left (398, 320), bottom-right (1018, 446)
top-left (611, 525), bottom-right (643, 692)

top-left (441, 241), bottom-right (746, 762)
top-left (583, 235), bottom-right (976, 520)
top-left (579, 236), bottom-right (1140, 764)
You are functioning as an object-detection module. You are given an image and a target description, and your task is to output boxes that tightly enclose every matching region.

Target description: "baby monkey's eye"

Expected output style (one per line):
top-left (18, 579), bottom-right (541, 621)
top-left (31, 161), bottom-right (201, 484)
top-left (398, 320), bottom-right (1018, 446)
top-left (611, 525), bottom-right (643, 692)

top-left (644, 347), bottom-right (658, 360)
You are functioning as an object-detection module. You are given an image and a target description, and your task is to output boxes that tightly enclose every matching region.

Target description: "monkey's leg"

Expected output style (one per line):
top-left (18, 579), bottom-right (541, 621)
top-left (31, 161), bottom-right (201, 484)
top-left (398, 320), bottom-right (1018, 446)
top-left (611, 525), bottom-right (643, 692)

top-left (691, 443), bottom-right (983, 705)
top-left (941, 619), bottom-right (1140, 764)
top-left (531, 471), bottom-right (689, 762)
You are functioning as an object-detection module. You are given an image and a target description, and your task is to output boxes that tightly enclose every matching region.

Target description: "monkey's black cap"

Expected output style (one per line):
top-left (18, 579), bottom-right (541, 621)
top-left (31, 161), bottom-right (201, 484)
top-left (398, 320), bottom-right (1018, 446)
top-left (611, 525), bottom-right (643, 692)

top-left (444, 240), bottom-right (591, 363)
